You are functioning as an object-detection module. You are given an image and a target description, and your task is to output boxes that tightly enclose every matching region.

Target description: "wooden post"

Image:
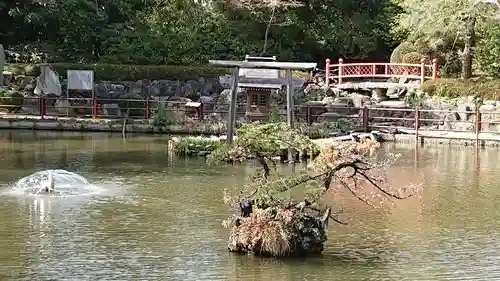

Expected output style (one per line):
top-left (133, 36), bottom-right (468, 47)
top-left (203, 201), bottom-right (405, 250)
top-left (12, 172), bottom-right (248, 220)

top-left (432, 59), bottom-right (438, 80)
top-left (415, 107), bottom-right (420, 142)
top-left (420, 58), bottom-right (426, 84)
top-left (362, 106), bottom-right (369, 132)
top-left (475, 107), bottom-right (481, 146)
top-left (338, 58), bottom-right (343, 86)
top-left (286, 69), bottom-right (294, 163)
top-left (307, 104), bottom-right (311, 125)
top-left (227, 67), bottom-right (240, 145)
top-left (92, 97), bottom-right (97, 119)
top-left (39, 96), bottom-right (45, 119)
top-left (325, 58), bottom-right (330, 88)
top-left (145, 98), bottom-right (150, 119)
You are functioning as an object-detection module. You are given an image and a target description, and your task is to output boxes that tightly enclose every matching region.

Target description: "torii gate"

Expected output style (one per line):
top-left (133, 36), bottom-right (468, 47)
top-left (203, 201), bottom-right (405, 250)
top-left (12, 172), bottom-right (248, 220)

top-left (208, 59), bottom-right (317, 145)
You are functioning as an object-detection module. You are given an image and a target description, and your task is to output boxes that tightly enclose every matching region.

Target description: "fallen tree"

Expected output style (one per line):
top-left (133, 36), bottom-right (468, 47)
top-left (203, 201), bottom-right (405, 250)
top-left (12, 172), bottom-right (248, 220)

top-left (207, 122), bottom-right (420, 257)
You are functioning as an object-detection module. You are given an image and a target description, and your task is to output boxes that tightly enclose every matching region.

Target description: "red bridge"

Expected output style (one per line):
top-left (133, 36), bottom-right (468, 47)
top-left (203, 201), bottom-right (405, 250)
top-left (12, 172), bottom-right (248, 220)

top-left (324, 58), bottom-right (439, 89)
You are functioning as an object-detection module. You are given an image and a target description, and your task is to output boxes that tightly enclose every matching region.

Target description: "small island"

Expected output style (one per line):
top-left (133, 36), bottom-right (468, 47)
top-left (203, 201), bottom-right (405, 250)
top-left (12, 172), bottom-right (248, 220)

top-left (207, 122), bottom-right (419, 257)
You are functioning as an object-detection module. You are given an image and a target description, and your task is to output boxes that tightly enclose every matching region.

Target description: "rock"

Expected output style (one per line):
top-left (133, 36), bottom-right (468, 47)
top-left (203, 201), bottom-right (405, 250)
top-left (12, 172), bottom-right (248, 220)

top-left (317, 112), bottom-right (345, 122)
top-left (334, 97), bottom-right (354, 107)
top-left (102, 103), bottom-right (121, 117)
top-left (168, 96), bottom-right (192, 103)
top-left (441, 111), bottom-right (460, 130)
top-left (377, 100), bottom-right (406, 108)
top-left (457, 104), bottom-right (472, 121)
top-left (351, 93), bottom-right (371, 107)
top-left (304, 84), bottom-right (328, 100)
top-left (372, 88), bottom-right (389, 102)
top-left (54, 98), bottom-right (73, 115)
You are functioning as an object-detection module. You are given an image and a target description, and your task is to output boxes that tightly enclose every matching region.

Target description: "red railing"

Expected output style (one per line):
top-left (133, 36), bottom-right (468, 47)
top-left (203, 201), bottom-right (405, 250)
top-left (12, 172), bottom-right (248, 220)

top-left (324, 58), bottom-right (439, 87)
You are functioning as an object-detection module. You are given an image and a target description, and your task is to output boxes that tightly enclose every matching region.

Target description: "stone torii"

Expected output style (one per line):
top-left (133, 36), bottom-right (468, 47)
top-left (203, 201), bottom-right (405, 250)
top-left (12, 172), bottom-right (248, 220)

top-left (208, 59), bottom-right (317, 145)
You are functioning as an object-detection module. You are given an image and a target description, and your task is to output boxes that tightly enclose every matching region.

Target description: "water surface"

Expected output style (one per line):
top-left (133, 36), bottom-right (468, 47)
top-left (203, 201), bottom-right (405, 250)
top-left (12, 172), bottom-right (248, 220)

top-left (0, 130), bottom-right (499, 281)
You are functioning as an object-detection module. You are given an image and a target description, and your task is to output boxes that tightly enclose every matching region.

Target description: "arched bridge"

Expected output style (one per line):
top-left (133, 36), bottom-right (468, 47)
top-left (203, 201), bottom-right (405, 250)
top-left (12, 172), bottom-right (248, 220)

top-left (323, 58), bottom-right (439, 91)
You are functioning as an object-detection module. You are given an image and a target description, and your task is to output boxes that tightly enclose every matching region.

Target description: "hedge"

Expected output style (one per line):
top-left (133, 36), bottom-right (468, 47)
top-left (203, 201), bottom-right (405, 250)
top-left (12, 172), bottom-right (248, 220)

top-left (420, 78), bottom-right (500, 100)
top-left (5, 63), bottom-right (230, 81)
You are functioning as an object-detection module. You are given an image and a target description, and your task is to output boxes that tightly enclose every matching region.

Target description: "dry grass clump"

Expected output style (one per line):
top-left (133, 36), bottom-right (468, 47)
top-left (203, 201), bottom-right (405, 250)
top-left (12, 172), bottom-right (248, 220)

top-left (227, 208), bottom-right (298, 257)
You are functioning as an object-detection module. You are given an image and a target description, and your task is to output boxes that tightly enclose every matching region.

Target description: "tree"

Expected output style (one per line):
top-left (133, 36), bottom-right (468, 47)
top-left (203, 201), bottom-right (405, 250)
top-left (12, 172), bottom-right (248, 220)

top-left (392, 0), bottom-right (498, 78)
top-left (207, 122), bottom-right (419, 257)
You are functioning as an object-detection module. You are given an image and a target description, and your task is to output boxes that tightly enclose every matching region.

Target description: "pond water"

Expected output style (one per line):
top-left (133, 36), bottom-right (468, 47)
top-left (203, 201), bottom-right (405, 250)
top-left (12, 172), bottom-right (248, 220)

top-left (0, 130), bottom-right (499, 281)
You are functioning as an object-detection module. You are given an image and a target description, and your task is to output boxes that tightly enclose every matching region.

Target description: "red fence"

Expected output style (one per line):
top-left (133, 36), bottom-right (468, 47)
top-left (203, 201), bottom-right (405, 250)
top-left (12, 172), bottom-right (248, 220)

top-left (324, 58), bottom-right (439, 87)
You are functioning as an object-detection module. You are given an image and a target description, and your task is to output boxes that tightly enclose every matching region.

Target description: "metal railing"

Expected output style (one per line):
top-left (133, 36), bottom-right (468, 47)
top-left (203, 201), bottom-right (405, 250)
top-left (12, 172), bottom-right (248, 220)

top-left (0, 96), bottom-right (499, 140)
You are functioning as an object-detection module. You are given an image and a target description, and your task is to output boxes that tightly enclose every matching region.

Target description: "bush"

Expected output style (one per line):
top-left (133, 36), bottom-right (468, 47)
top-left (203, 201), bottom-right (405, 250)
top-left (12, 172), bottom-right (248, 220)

top-left (402, 52), bottom-right (425, 64)
top-left (390, 41), bottom-right (416, 63)
top-left (0, 90), bottom-right (24, 112)
top-left (404, 88), bottom-right (426, 107)
top-left (118, 93), bottom-right (146, 117)
top-left (5, 63), bottom-right (230, 81)
top-left (5, 64), bottom-right (41, 76)
top-left (151, 101), bottom-right (168, 131)
top-left (171, 136), bottom-right (222, 155)
top-left (420, 78), bottom-right (500, 100)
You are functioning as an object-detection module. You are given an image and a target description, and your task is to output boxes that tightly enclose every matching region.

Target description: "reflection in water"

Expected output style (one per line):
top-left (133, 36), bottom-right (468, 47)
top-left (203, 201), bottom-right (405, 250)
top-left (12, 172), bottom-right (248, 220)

top-left (0, 131), bottom-right (500, 280)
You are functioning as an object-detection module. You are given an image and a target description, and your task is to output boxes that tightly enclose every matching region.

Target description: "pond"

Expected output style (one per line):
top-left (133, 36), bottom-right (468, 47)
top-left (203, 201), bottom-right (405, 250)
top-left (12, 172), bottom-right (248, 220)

top-left (0, 130), bottom-right (499, 281)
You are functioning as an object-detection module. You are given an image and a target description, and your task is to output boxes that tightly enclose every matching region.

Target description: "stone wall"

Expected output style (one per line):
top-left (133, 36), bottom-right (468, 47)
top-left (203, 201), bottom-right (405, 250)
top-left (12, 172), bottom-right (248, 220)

top-left (1, 71), bottom-right (309, 118)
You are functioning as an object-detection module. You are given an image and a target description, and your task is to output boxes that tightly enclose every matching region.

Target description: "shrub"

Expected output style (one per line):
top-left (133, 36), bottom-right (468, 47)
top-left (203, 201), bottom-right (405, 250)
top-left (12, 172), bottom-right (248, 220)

top-left (390, 41), bottom-right (416, 63)
top-left (420, 78), bottom-right (500, 100)
top-left (0, 90), bottom-right (24, 112)
top-left (402, 52), bottom-right (425, 64)
top-left (5, 63), bottom-right (229, 81)
top-left (118, 93), bottom-right (146, 117)
top-left (404, 88), bottom-right (426, 107)
top-left (151, 101), bottom-right (168, 130)
top-left (5, 64), bottom-right (41, 76)
top-left (171, 136), bottom-right (222, 155)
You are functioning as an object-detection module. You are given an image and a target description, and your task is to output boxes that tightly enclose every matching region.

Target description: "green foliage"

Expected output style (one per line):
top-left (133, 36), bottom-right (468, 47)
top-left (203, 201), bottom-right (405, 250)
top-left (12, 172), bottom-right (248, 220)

top-left (390, 41), bottom-right (416, 63)
top-left (420, 78), bottom-right (500, 99)
top-left (404, 88), bottom-right (426, 107)
top-left (268, 105), bottom-right (284, 123)
top-left (0, 90), bottom-right (24, 112)
top-left (118, 93), bottom-right (146, 117)
top-left (6, 63), bottom-right (229, 81)
top-left (171, 136), bottom-right (222, 156)
top-left (391, 0), bottom-right (500, 77)
top-left (402, 52), bottom-right (424, 64)
top-left (208, 122), bottom-right (319, 164)
top-left (477, 23), bottom-right (500, 78)
top-left (151, 101), bottom-right (168, 131)
top-left (0, 0), bottom-right (398, 66)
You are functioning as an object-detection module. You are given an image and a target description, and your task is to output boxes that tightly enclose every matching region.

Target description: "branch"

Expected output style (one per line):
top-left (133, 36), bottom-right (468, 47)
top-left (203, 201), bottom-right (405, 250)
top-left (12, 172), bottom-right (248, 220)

top-left (305, 205), bottom-right (348, 225)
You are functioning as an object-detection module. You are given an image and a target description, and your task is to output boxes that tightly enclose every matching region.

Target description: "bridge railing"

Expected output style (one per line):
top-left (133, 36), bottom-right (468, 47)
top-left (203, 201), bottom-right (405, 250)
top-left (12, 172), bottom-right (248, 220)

top-left (324, 58), bottom-right (439, 87)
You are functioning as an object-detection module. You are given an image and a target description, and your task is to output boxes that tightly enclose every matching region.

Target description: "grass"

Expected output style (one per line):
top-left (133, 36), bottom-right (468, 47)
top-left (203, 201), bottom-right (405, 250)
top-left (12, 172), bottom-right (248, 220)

top-left (233, 208), bottom-right (294, 257)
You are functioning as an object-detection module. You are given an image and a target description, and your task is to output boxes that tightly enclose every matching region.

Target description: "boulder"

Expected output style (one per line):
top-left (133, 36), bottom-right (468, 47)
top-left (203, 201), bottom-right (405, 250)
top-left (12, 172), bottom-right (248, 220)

top-left (457, 103), bottom-right (472, 121)
top-left (54, 98), bottom-right (73, 115)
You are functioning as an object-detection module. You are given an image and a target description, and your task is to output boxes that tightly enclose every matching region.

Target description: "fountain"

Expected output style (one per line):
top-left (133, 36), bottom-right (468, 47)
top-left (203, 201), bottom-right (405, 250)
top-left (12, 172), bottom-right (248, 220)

top-left (10, 169), bottom-right (93, 196)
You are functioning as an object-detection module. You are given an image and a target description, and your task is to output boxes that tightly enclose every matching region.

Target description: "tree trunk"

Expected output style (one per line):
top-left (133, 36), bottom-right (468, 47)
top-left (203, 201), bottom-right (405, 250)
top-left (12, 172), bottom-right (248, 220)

top-left (461, 17), bottom-right (476, 79)
top-left (260, 6), bottom-right (276, 56)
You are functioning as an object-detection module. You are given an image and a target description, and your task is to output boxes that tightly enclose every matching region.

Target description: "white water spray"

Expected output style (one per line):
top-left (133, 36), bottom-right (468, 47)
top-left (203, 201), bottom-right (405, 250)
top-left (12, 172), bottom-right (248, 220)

top-left (9, 169), bottom-right (100, 196)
